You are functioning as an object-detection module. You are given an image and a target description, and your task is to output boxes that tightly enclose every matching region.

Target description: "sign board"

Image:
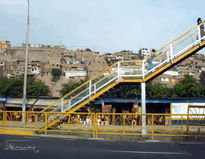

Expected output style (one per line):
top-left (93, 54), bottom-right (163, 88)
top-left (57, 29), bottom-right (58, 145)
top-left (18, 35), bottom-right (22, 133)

top-left (102, 105), bottom-right (112, 113)
top-left (171, 103), bottom-right (205, 119)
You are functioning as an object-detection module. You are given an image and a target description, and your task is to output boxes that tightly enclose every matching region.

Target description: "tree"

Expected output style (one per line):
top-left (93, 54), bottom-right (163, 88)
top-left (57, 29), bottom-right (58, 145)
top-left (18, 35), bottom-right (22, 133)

top-left (85, 48), bottom-right (92, 52)
top-left (200, 71), bottom-right (205, 86)
top-left (51, 69), bottom-right (62, 82)
top-left (0, 77), bottom-right (23, 97)
top-left (106, 82), bottom-right (172, 99)
top-left (0, 77), bottom-right (50, 97)
top-left (106, 84), bottom-right (141, 98)
top-left (59, 75), bottom-right (205, 99)
top-left (146, 82), bottom-right (172, 98)
top-left (60, 79), bottom-right (87, 96)
top-left (27, 81), bottom-right (50, 97)
top-left (172, 75), bottom-right (202, 97)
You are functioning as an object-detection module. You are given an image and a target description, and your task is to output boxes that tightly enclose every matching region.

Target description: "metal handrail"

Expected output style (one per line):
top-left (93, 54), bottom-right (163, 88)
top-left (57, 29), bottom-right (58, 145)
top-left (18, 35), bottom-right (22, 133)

top-left (144, 21), bottom-right (205, 60)
top-left (40, 21), bottom-right (205, 115)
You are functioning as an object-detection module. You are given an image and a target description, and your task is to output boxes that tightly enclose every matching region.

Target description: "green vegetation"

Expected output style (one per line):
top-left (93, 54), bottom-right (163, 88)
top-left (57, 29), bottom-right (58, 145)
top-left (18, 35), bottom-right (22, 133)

top-left (51, 68), bottom-right (62, 82)
top-left (172, 75), bottom-right (202, 97)
top-left (146, 82), bottom-right (172, 98)
top-left (27, 80), bottom-right (50, 97)
top-left (106, 75), bottom-right (205, 98)
top-left (85, 48), bottom-right (92, 52)
top-left (60, 79), bottom-right (87, 96)
top-left (0, 78), bottom-right (23, 97)
top-left (0, 77), bottom-right (50, 97)
top-left (1, 74), bottom-right (205, 99)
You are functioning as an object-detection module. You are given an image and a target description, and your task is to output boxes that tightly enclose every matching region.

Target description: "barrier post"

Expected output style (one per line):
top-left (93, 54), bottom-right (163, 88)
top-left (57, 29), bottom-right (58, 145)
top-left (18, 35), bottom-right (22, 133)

top-left (45, 113), bottom-right (48, 135)
top-left (123, 115), bottom-right (125, 134)
top-left (152, 114), bottom-right (154, 140)
top-left (93, 114), bottom-right (96, 138)
top-left (3, 111), bottom-right (7, 129)
top-left (68, 114), bottom-right (71, 129)
top-left (95, 114), bottom-right (98, 138)
top-left (24, 111), bottom-right (26, 129)
top-left (34, 113), bottom-right (37, 129)
top-left (181, 115), bottom-right (183, 135)
top-left (187, 114), bottom-right (190, 132)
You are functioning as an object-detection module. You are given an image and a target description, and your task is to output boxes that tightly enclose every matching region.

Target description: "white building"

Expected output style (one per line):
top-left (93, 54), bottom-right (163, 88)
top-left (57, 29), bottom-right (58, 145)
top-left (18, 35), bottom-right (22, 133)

top-left (164, 71), bottom-right (179, 76)
top-left (138, 48), bottom-right (150, 59)
top-left (31, 67), bottom-right (40, 74)
top-left (65, 71), bottom-right (87, 79)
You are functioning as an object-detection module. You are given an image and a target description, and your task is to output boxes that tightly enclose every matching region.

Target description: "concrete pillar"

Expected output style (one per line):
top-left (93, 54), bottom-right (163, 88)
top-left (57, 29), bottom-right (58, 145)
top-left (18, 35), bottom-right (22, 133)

top-left (141, 82), bottom-right (146, 134)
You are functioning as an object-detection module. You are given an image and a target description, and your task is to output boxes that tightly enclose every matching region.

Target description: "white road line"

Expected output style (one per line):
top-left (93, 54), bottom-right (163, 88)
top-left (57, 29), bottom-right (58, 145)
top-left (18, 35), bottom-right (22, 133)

top-left (23, 136), bottom-right (40, 139)
top-left (179, 142), bottom-right (203, 145)
top-left (103, 150), bottom-right (191, 155)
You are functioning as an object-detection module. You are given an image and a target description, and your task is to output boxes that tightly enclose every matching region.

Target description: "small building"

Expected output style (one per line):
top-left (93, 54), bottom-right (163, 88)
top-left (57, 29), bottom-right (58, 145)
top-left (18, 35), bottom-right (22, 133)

top-left (0, 41), bottom-right (11, 49)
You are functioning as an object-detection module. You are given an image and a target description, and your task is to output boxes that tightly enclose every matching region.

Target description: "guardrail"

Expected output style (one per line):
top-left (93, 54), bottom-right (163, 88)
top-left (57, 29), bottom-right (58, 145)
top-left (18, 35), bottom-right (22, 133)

top-left (0, 111), bottom-right (205, 138)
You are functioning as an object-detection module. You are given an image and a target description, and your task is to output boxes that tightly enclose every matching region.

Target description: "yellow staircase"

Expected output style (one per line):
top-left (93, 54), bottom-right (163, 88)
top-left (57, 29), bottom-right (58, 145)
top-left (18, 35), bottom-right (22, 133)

top-left (38, 22), bottom-right (205, 132)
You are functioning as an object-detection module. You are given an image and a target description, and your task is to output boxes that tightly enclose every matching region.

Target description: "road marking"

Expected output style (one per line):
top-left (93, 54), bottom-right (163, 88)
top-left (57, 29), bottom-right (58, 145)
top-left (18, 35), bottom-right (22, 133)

top-left (103, 150), bottom-right (191, 155)
top-left (87, 138), bottom-right (104, 140)
top-left (138, 140), bottom-right (160, 143)
top-left (62, 138), bottom-right (77, 141)
top-left (24, 136), bottom-right (40, 139)
top-left (179, 142), bottom-right (203, 145)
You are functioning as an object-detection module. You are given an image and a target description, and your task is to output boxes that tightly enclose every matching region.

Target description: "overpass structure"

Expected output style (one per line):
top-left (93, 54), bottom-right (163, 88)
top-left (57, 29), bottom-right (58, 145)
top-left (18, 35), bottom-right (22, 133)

top-left (36, 21), bottom-right (205, 132)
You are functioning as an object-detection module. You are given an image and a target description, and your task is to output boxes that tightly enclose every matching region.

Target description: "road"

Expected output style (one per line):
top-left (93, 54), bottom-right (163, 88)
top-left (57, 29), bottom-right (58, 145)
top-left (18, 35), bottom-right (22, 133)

top-left (0, 134), bottom-right (204, 159)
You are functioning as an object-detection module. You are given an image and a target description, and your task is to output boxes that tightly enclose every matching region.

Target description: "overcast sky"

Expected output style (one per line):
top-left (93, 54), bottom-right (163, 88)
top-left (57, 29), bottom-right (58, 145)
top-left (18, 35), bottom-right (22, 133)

top-left (0, 0), bottom-right (205, 53)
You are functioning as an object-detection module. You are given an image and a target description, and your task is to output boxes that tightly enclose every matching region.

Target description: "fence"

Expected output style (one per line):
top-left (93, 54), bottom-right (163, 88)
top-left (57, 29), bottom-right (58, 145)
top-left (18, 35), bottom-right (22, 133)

top-left (0, 111), bottom-right (205, 138)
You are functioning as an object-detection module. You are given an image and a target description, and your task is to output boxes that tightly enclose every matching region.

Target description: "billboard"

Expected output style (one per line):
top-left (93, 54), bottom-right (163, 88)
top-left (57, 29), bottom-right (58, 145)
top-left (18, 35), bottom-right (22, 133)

top-left (171, 103), bottom-right (205, 119)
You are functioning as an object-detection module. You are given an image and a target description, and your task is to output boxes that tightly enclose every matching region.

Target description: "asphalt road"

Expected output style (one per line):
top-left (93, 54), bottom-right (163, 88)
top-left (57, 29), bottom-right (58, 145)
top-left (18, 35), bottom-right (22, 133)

top-left (0, 134), bottom-right (204, 159)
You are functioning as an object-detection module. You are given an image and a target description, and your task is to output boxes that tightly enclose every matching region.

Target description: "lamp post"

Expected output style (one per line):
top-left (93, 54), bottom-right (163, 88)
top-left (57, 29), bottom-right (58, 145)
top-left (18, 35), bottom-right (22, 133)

top-left (22, 0), bottom-right (30, 120)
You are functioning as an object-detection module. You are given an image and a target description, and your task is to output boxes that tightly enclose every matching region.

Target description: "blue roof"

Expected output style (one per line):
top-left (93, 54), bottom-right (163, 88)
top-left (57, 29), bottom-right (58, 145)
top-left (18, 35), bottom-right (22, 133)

top-left (95, 98), bottom-right (205, 104)
top-left (0, 97), bottom-right (7, 102)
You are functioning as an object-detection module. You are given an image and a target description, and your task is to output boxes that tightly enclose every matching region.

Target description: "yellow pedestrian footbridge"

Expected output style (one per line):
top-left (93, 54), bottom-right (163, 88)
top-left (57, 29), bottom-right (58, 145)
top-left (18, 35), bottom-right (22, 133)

top-left (35, 21), bottom-right (205, 132)
top-left (1, 22), bottom-right (205, 136)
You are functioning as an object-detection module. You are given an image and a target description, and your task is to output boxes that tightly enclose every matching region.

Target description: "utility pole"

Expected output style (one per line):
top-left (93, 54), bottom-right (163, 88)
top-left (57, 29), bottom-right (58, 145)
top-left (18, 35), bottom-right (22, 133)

top-left (22, 0), bottom-right (30, 120)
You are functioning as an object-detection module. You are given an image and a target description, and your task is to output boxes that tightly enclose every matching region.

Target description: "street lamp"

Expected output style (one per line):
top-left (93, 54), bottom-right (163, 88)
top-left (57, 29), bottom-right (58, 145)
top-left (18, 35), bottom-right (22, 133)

top-left (22, 0), bottom-right (30, 119)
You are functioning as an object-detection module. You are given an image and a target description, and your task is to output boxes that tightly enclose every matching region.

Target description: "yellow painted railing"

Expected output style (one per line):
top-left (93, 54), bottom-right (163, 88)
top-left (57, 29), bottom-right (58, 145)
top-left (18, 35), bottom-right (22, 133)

top-left (1, 111), bottom-right (205, 138)
top-left (40, 21), bottom-right (205, 115)
top-left (3, 22), bottom-right (205, 135)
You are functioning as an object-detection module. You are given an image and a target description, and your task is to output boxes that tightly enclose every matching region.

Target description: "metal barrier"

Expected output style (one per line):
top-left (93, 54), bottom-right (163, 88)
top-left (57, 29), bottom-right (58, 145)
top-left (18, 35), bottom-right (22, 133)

top-left (45, 112), bottom-right (95, 135)
top-left (0, 111), bottom-right (205, 138)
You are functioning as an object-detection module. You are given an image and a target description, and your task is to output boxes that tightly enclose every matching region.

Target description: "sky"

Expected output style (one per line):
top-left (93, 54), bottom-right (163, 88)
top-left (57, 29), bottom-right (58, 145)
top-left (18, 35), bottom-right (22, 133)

top-left (0, 0), bottom-right (205, 54)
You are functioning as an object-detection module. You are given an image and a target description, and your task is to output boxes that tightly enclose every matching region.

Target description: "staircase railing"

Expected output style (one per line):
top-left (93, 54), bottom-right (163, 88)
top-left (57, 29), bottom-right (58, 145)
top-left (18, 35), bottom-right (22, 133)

top-left (41, 60), bottom-right (142, 114)
top-left (142, 21), bottom-right (205, 79)
top-left (41, 21), bottom-right (205, 122)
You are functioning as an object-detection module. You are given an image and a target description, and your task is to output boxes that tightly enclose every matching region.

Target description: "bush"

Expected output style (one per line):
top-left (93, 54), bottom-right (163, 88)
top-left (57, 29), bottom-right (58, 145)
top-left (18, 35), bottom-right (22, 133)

top-left (51, 69), bottom-right (62, 82)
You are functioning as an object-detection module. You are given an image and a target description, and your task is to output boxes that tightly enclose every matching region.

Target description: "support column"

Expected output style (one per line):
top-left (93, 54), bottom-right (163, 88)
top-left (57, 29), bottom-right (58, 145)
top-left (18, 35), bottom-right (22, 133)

top-left (141, 82), bottom-right (146, 134)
